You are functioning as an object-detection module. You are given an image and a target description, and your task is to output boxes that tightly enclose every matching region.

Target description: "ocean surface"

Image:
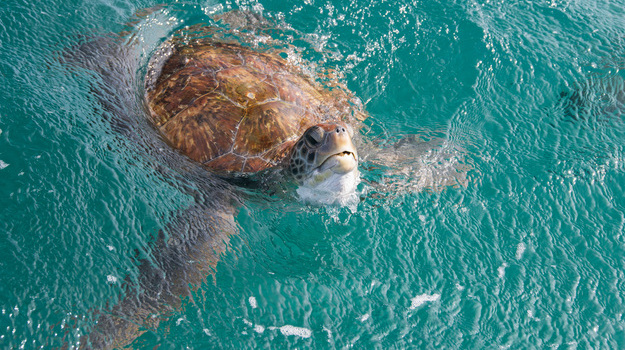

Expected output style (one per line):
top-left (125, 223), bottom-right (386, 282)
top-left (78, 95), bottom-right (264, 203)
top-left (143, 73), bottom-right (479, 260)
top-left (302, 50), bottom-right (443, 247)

top-left (2, 0), bottom-right (625, 348)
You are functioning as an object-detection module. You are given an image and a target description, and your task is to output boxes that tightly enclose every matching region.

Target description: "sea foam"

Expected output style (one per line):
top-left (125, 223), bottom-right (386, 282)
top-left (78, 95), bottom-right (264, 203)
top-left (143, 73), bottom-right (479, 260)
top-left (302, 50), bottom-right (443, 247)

top-left (409, 293), bottom-right (441, 310)
top-left (268, 325), bottom-right (312, 338)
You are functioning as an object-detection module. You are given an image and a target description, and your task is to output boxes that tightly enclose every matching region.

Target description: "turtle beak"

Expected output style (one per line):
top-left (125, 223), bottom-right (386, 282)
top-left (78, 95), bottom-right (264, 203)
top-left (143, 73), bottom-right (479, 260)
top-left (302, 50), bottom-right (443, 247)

top-left (318, 150), bottom-right (358, 174)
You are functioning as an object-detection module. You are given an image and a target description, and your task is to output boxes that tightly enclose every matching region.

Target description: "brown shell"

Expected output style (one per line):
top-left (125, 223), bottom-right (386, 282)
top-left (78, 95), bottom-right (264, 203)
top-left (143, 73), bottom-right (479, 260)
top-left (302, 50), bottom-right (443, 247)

top-left (146, 40), bottom-right (367, 173)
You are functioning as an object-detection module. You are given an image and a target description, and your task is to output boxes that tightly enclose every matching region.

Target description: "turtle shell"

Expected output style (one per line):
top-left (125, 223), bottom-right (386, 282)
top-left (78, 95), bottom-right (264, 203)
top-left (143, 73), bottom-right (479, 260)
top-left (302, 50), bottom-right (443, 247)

top-left (145, 39), bottom-right (366, 173)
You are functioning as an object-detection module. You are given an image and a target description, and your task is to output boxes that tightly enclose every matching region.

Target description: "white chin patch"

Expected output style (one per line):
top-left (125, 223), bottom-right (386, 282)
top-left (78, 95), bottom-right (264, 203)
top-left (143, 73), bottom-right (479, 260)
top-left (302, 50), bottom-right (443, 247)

top-left (296, 169), bottom-right (360, 207)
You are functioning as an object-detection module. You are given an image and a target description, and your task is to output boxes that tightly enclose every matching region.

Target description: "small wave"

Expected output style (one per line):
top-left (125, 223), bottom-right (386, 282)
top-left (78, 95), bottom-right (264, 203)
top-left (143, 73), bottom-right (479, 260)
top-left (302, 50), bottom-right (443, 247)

top-left (409, 293), bottom-right (440, 310)
top-left (516, 242), bottom-right (526, 260)
top-left (248, 296), bottom-right (258, 309)
top-left (498, 263), bottom-right (508, 279)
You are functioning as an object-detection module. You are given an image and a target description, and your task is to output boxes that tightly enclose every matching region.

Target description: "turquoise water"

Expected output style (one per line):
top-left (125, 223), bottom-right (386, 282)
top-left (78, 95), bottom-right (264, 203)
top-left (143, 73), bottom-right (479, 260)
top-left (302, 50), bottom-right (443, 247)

top-left (2, 0), bottom-right (625, 348)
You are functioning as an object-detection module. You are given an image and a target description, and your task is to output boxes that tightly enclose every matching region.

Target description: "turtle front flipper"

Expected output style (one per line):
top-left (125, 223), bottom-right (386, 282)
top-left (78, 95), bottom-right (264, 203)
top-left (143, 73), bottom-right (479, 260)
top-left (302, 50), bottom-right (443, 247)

top-left (358, 134), bottom-right (471, 198)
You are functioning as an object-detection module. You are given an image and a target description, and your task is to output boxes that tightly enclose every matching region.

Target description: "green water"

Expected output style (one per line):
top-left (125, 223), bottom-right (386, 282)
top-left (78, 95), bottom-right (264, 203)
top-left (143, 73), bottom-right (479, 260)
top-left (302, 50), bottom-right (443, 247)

top-left (2, 0), bottom-right (625, 348)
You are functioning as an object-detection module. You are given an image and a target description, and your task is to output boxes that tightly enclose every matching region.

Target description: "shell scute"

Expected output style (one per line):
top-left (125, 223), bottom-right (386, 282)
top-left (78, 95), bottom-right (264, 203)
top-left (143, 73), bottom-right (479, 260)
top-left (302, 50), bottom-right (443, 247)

top-left (148, 67), bottom-right (218, 126)
top-left (273, 73), bottom-right (324, 112)
top-left (160, 93), bottom-right (244, 163)
top-left (243, 53), bottom-right (285, 75)
top-left (185, 44), bottom-right (244, 71)
top-left (215, 66), bottom-right (279, 107)
top-left (204, 153), bottom-right (245, 172)
top-left (242, 157), bottom-right (272, 173)
top-left (233, 101), bottom-right (317, 156)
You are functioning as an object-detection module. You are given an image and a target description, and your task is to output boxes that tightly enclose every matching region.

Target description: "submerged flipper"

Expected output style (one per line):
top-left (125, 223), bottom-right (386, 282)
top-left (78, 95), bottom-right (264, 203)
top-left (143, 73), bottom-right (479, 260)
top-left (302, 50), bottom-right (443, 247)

top-left (85, 198), bottom-right (238, 349)
top-left (62, 19), bottom-right (244, 349)
top-left (359, 134), bottom-right (470, 196)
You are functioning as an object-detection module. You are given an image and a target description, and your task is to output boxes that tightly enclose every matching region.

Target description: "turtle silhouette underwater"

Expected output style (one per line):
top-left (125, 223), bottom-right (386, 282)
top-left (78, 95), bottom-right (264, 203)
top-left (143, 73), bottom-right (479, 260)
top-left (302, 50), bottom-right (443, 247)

top-left (78, 10), bottom-right (469, 348)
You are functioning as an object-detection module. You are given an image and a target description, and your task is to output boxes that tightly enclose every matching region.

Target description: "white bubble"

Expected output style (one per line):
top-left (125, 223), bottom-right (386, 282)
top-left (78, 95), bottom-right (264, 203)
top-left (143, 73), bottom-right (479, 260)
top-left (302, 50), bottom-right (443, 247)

top-left (323, 326), bottom-right (332, 339)
top-left (409, 293), bottom-right (440, 310)
top-left (498, 263), bottom-right (508, 278)
top-left (276, 325), bottom-right (312, 338)
top-left (203, 3), bottom-right (224, 15)
top-left (0, 160), bottom-right (8, 170)
top-left (254, 325), bottom-right (265, 333)
top-left (106, 275), bottom-right (117, 284)
top-left (248, 296), bottom-right (258, 309)
top-left (359, 313), bottom-right (370, 322)
top-left (516, 243), bottom-right (526, 260)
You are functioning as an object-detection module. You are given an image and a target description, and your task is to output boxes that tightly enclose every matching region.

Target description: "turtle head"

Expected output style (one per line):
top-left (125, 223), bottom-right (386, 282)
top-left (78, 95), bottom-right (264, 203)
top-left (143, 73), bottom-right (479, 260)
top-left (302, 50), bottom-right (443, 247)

top-left (288, 123), bottom-right (360, 205)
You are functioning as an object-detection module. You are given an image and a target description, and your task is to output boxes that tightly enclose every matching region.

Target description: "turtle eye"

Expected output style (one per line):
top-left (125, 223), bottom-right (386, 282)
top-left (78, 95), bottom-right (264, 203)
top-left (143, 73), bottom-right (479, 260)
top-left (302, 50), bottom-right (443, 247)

top-left (304, 126), bottom-right (324, 147)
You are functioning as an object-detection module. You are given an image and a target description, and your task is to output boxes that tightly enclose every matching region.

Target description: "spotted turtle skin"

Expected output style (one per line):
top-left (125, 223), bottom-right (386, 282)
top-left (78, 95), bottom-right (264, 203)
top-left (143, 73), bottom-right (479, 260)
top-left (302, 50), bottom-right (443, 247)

top-left (145, 39), bottom-right (366, 173)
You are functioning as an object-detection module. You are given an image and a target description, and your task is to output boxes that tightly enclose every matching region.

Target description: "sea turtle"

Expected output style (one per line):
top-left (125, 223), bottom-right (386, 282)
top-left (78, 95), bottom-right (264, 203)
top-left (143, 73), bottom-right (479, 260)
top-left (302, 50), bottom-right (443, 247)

top-left (79, 10), bottom-right (468, 349)
top-left (143, 22), bottom-right (366, 205)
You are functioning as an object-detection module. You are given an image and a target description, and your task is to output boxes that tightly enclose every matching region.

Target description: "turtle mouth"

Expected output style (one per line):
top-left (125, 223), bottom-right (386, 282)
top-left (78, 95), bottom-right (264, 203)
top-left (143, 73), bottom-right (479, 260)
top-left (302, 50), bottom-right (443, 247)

top-left (317, 151), bottom-right (358, 174)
